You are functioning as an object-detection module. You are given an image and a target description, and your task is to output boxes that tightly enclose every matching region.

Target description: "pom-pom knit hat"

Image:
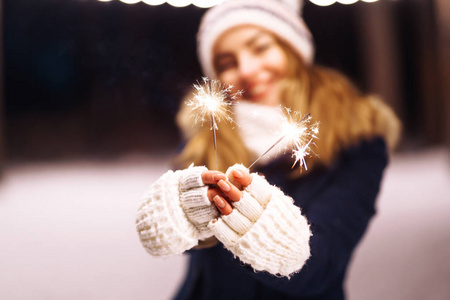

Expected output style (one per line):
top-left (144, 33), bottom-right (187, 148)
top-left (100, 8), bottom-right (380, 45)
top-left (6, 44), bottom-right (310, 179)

top-left (197, 0), bottom-right (315, 79)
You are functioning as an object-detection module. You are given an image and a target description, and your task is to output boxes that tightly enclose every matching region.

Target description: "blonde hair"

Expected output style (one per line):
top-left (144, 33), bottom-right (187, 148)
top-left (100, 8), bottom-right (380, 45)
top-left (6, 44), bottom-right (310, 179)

top-left (175, 38), bottom-right (401, 173)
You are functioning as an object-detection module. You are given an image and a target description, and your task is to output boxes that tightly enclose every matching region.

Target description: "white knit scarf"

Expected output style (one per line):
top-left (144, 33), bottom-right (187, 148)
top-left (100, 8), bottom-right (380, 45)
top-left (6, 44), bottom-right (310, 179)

top-left (233, 101), bottom-right (287, 166)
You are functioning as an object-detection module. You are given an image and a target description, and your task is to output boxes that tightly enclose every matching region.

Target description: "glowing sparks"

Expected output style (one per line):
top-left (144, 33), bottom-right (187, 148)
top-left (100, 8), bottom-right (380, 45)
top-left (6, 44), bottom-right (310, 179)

top-left (279, 108), bottom-right (319, 171)
top-left (187, 77), bottom-right (237, 130)
top-left (187, 77), bottom-right (239, 169)
top-left (248, 107), bottom-right (319, 171)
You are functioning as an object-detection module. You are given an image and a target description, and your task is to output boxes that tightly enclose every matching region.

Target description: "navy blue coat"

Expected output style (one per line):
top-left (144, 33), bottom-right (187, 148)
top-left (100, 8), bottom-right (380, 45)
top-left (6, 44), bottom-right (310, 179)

top-left (173, 138), bottom-right (388, 300)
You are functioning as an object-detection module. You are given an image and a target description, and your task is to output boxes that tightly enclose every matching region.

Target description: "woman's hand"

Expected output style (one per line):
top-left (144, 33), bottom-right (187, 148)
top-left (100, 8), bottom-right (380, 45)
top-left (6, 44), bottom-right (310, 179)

top-left (204, 164), bottom-right (311, 277)
top-left (201, 169), bottom-right (252, 215)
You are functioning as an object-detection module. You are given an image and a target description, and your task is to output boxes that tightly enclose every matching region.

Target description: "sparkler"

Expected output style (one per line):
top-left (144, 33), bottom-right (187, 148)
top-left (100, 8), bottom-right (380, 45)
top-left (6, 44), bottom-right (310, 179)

top-left (248, 108), bottom-right (319, 171)
top-left (187, 77), bottom-right (238, 169)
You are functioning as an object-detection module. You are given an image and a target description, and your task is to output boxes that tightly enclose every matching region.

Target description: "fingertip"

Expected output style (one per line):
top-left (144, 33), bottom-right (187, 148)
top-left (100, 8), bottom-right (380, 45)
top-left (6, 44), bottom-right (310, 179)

top-left (201, 170), bottom-right (208, 182)
top-left (217, 179), bottom-right (231, 192)
top-left (235, 173), bottom-right (252, 187)
top-left (213, 195), bottom-right (232, 215)
top-left (202, 171), bottom-right (226, 185)
top-left (232, 169), bottom-right (244, 179)
top-left (213, 173), bottom-right (227, 182)
top-left (207, 188), bottom-right (220, 202)
top-left (213, 195), bottom-right (226, 208)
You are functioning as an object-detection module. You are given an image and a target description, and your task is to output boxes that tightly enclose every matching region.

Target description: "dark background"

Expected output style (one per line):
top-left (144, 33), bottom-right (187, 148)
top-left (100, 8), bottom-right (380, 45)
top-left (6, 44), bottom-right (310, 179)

top-left (1, 0), bottom-right (449, 165)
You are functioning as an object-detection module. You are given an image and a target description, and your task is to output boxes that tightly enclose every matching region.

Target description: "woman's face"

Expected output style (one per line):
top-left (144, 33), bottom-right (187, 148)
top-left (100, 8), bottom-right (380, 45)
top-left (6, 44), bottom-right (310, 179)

top-left (213, 25), bottom-right (289, 106)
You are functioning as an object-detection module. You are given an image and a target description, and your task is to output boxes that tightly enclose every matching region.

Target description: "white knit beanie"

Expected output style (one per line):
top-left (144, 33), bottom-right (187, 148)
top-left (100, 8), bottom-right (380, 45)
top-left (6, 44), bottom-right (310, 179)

top-left (197, 0), bottom-right (314, 79)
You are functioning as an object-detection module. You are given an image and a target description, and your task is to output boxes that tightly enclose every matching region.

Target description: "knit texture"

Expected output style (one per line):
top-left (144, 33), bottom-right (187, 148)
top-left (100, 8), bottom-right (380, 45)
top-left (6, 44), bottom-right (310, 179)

top-left (136, 166), bottom-right (219, 257)
top-left (197, 0), bottom-right (314, 79)
top-left (234, 102), bottom-right (287, 167)
top-left (209, 164), bottom-right (311, 277)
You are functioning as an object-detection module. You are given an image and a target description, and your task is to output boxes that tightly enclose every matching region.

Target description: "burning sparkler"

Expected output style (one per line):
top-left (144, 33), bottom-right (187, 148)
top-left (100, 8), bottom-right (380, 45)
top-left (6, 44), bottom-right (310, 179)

top-left (248, 108), bottom-right (319, 171)
top-left (187, 77), bottom-right (238, 169)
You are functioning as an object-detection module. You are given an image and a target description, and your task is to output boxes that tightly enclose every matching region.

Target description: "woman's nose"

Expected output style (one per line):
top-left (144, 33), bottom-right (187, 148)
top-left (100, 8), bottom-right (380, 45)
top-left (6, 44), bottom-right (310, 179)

top-left (238, 56), bottom-right (259, 80)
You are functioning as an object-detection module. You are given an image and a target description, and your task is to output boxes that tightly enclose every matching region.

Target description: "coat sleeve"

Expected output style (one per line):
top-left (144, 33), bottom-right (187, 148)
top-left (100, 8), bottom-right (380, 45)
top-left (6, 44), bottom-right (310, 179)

top-left (244, 138), bottom-right (389, 297)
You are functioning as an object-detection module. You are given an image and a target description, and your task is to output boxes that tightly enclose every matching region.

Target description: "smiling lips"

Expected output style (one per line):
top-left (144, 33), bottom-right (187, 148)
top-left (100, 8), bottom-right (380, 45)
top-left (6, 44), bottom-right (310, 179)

top-left (243, 81), bottom-right (274, 101)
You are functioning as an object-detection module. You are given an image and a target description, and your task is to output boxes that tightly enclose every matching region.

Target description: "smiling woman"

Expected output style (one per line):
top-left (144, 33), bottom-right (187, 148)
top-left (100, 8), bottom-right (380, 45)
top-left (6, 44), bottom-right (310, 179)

top-left (1, 0), bottom-right (448, 299)
top-left (136, 0), bottom-right (402, 299)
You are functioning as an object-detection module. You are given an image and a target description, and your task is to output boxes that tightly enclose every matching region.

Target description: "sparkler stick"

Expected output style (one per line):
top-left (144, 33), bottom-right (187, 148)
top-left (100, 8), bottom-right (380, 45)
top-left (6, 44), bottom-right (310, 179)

top-left (187, 77), bottom-right (238, 170)
top-left (248, 135), bottom-right (285, 170)
top-left (248, 110), bottom-right (319, 171)
top-left (211, 114), bottom-right (218, 170)
top-left (248, 113), bottom-right (310, 169)
top-left (206, 79), bottom-right (219, 169)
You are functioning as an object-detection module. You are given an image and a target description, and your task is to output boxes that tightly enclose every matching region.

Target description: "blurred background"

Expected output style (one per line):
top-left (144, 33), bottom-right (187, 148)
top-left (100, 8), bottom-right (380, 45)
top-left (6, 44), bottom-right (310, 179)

top-left (0, 0), bottom-right (449, 299)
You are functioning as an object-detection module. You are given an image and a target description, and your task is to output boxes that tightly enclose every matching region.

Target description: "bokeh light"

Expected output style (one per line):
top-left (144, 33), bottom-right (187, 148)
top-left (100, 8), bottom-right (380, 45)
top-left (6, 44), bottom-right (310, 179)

top-left (166, 0), bottom-right (191, 7)
top-left (192, 0), bottom-right (223, 8)
top-left (98, 0), bottom-right (381, 7)
top-left (119, 0), bottom-right (141, 4)
top-left (142, 0), bottom-right (166, 5)
top-left (337, 0), bottom-right (358, 4)
top-left (309, 0), bottom-right (336, 7)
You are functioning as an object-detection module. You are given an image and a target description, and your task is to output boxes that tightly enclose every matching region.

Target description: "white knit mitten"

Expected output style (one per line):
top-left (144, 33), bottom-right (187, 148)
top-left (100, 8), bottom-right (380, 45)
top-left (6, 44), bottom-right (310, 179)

top-left (136, 165), bottom-right (219, 257)
top-left (208, 164), bottom-right (311, 277)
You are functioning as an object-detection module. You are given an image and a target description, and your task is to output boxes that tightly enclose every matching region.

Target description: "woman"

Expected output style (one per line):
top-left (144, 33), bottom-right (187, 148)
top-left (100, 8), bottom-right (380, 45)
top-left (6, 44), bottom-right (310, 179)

top-left (136, 0), bottom-right (401, 299)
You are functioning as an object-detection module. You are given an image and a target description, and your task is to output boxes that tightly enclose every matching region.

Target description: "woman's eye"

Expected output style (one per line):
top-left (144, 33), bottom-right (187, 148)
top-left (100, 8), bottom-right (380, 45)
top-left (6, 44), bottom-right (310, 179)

top-left (255, 43), bottom-right (271, 54)
top-left (216, 60), bottom-right (236, 74)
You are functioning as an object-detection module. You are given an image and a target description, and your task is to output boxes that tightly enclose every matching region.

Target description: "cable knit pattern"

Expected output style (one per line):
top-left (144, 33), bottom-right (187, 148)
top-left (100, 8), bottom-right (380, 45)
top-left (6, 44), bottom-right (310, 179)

top-left (222, 209), bottom-right (253, 235)
top-left (243, 174), bottom-right (273, 208)
top-left (233, 192), bottom-right (264, 222)
top-left (209, 164), bottom-right (311, 277)
top-left (136, 166), bottom-right (219, 257)
top-left (226, 164), bottom-right (273, 208)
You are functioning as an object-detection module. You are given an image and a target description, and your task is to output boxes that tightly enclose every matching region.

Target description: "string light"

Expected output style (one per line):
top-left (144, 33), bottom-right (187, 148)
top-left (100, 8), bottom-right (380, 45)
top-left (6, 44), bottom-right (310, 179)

top-left (119, 0), bottom-right (141, 4)
top-left (308, 0), bottom-right (380, 6)
top-left (98, 0), bottom-right (379, 7)
top-left (142, 0), bottom-right (166, 5)
top-left (167, 0), bottom-right (191, 7)
top-left (309, 0), bottom-right (336, 6)
top-left (192, 0), bottom-right (223, 8)
top-left (337, 0), bottom-right (358, 4)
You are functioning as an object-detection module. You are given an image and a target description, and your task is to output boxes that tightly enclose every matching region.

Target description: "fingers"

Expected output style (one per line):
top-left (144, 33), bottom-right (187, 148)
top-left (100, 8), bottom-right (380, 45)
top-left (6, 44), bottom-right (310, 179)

top-left (207, 187), bottom-right (221, 202)
top-left (217, 179), bottom-right (242, 202)
top-left (208, 185), bottom-right (237, 216)
top-left (213, 195), bottom-right (233, 215)
top-left (230, 169), bottom-right (252, 188)
top-left (202, 169), bottom-right (249, 216)
top-left (201, 171), bottom-right (227, 185)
